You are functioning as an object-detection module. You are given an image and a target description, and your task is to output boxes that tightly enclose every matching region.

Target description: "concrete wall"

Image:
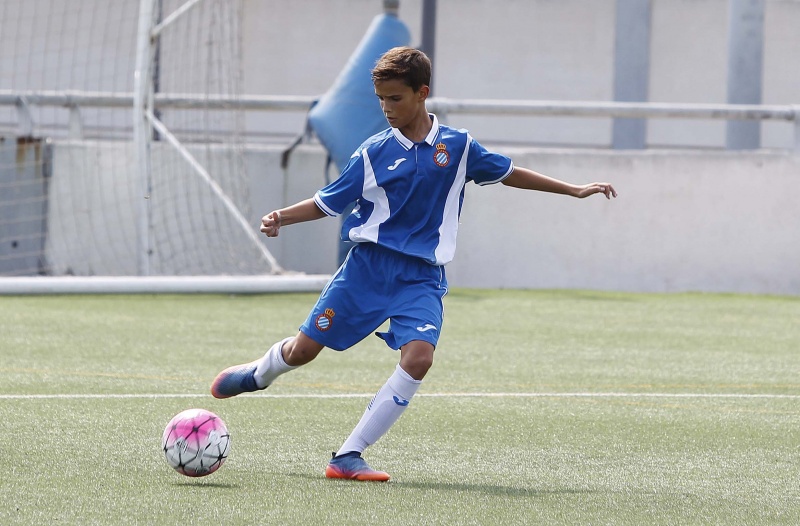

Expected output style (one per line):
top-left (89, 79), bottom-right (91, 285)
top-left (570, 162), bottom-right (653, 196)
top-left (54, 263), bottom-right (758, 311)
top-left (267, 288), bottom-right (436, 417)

top-left (243, 144), bottom-right (340, 275)
top-left (448, 148), bottom-right (800, 295)
top-left (262, 144), bottom-right (800, 295)
top-left (40, 140), bottom-right (799, 294)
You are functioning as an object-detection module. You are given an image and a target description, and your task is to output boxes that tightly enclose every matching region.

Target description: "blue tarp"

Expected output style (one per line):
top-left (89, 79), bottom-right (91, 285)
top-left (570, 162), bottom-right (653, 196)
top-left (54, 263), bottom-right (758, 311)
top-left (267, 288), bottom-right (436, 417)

top-left (308, 14), bottom-right (410, 172)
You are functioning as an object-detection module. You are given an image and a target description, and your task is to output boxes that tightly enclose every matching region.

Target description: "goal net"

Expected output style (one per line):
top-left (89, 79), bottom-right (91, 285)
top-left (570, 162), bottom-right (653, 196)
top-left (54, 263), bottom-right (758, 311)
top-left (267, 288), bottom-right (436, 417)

top-left (0, 0), bottom-right (315, 291)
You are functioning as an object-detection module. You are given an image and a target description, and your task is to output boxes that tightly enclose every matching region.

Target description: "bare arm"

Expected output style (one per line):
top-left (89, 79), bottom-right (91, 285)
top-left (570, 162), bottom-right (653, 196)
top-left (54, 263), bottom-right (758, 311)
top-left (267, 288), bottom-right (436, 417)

top-left (502, 166), bottom-right (617, 199)
top-left (260, 198), bottom-right (327, 237)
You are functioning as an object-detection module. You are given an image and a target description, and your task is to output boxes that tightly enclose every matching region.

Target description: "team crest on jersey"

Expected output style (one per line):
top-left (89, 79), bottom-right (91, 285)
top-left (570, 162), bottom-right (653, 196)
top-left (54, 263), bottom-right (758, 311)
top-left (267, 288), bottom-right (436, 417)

top-left (315, 308), bottom-right (335, 331)
top-left (433, 142), bottom-right (450, 167)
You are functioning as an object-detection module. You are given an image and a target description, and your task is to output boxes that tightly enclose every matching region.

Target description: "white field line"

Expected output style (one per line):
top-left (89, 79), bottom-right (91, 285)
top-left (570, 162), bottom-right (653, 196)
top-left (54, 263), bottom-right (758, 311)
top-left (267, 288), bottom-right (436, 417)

top-left (0, 392), bottom-right (799, 400)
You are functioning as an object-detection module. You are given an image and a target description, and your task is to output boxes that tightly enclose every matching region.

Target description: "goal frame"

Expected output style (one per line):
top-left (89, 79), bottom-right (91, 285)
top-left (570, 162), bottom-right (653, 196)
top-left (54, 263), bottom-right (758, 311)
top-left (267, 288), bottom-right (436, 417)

top-left (133, 0), bottom-right (282, 277)
top-left (0, 0), bottom-right (330, 295)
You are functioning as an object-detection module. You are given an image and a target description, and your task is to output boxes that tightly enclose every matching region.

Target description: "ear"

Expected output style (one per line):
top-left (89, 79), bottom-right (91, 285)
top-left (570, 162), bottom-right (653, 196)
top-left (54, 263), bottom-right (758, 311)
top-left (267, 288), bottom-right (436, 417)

top-left (418, 85), bottom-right (430, 101)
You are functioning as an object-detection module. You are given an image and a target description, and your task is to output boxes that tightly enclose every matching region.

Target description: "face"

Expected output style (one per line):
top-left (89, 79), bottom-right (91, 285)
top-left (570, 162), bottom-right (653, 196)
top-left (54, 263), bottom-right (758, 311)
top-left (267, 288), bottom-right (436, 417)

top-left (374, 79), bottom-right (428, 129)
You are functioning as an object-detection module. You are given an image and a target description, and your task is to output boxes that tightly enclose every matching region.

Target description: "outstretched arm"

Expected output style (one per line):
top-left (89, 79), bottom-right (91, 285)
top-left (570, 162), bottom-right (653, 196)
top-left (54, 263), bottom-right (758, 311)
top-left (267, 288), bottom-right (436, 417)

top-left (260, 198), bottom-right (327, 237)
top-left (502, 166), bottom-right (617, 199)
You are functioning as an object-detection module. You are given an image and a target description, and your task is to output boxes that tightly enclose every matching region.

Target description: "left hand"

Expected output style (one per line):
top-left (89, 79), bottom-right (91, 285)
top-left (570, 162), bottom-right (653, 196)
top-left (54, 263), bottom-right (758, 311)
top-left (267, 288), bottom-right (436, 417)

top-left (576, 182), bottom-right (617, 199)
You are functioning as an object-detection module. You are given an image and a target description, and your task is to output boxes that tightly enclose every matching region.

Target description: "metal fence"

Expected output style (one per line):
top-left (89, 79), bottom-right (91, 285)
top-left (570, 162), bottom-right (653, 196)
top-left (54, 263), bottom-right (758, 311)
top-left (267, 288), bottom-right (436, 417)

top-left (1, 89), bottom-right (798, 153)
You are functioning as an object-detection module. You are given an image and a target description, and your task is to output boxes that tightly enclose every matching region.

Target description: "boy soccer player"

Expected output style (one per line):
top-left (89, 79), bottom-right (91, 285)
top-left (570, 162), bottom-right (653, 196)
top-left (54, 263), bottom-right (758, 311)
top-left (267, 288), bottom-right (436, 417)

top-left (211, 47), bottom-right (617, 481)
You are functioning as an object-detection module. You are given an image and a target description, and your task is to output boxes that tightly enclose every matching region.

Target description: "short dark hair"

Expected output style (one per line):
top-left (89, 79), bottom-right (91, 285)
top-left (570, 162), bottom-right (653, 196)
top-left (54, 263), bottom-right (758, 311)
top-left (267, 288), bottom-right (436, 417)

top-left (371, 46), bottom-right (431, 92)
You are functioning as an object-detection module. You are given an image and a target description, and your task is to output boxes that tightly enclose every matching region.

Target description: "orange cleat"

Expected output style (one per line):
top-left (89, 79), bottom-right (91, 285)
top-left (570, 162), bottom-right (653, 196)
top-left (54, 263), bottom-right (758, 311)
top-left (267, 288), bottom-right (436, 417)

top-left (325, 452), bottom-right (390, 482)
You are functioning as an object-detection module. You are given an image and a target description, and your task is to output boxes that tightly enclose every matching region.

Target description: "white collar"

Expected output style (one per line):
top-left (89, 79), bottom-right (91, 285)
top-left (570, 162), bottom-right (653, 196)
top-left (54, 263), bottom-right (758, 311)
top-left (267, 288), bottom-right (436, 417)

top-left (391, 113), bottom-right (440, 150)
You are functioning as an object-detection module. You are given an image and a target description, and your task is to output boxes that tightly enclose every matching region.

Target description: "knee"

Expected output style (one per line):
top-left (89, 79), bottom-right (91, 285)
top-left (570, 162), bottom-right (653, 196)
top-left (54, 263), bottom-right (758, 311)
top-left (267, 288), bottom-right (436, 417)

top-left (400, 343), bottom-right (435, 380)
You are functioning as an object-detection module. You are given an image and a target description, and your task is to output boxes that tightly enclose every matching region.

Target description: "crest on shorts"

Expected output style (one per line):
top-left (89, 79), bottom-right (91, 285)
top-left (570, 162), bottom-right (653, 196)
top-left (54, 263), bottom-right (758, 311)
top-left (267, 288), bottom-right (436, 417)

top-left (315, 308), bottom-right (335, 331)
top-left (433, 142), bottom-right (450, 167)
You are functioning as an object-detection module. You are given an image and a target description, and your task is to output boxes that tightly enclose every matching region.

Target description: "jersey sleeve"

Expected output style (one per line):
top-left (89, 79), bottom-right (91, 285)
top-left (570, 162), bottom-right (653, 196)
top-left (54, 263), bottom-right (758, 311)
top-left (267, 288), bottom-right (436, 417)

top-left (465, 135), bottom-right (514, 186)
top-left (313, 151), bottom-right (366, 216)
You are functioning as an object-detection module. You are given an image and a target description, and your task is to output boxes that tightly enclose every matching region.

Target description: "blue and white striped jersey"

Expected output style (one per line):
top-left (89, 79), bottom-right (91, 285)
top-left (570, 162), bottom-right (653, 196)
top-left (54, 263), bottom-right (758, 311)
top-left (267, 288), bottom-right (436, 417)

top-left (314, 114), bottom-right (513, 265)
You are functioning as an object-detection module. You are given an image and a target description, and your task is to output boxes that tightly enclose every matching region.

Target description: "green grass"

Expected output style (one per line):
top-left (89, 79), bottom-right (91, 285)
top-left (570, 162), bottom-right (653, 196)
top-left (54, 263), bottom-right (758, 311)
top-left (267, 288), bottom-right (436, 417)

top-left (1, 290), bottom-right (799, 525)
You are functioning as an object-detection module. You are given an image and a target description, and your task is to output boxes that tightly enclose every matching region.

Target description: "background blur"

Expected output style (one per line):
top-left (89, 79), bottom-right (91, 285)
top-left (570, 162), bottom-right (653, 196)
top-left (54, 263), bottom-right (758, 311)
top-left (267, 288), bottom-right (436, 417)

top-left (241, 0), bottom-right (799, 149)
top-left (1, 0), bottom-right (798, 294)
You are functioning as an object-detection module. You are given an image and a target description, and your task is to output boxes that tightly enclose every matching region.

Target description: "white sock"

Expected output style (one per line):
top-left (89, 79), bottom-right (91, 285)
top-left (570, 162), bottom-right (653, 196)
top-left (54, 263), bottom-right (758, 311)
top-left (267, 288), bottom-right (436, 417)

top-left (336, 365), bottom-right (422, 456)
top-left (253, 337), bottom-right (297, 388)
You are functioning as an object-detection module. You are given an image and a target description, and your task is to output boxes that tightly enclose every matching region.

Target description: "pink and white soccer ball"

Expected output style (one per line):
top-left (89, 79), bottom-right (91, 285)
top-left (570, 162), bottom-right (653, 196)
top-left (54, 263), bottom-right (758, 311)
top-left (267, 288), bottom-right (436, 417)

top-left (162, 408), bottom-right (230, 477)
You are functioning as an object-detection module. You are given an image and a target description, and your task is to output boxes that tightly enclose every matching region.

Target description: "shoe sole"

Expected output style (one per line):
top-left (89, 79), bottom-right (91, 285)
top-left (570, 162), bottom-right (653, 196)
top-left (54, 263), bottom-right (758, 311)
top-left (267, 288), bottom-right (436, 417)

top-left (325, 464), bottom-right (390, 482)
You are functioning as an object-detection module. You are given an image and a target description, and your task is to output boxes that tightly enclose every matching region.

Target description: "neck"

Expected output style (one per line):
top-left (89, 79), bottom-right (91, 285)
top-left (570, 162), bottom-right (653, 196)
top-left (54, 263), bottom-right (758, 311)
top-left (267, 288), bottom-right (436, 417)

top-left (399, 109), bottom-right (432, 143)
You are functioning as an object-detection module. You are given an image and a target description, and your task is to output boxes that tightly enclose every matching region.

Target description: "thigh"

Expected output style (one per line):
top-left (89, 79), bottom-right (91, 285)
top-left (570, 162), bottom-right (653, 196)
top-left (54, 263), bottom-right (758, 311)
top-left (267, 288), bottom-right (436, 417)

top-left (299, 246), bottom-right (391, 351)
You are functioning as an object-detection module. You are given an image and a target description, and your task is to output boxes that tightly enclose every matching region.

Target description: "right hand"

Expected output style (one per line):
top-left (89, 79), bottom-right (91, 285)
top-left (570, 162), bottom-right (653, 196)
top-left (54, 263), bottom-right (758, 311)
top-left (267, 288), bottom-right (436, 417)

top-left (260, 210), bottom-right (282, 237)
top-left (575, 182), bottom-right (617, 199)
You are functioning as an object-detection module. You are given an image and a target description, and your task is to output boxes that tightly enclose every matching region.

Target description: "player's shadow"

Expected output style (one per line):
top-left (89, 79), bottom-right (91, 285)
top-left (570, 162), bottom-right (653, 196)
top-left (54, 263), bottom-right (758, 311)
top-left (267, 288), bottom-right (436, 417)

top-left (285, 472), bottom-right (592, 497)
top-left (396, 480), bottom-right (595, 497)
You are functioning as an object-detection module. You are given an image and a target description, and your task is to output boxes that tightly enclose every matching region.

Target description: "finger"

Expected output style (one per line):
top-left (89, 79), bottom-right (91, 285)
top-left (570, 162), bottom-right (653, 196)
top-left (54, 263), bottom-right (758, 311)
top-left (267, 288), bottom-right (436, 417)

top-left (599, 183), bottom-right (617, 199)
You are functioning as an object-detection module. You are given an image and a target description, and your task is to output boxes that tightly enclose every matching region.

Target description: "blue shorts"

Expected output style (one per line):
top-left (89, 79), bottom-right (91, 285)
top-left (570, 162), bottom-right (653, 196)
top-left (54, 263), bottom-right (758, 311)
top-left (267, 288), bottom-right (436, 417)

top-left (300, 243), bottom-right (448, 351)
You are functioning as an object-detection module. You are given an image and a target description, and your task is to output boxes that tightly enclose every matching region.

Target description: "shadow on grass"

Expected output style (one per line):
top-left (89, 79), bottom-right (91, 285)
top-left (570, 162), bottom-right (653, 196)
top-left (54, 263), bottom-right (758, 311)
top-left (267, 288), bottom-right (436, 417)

top-left (389, 480), bottom-right (594, 497)
top-left (285, 472), bottom-right (592, 497)
top-left (170, 481), bottom-right (239, 489)
top-left (390, 481), bottom-right (596, 497)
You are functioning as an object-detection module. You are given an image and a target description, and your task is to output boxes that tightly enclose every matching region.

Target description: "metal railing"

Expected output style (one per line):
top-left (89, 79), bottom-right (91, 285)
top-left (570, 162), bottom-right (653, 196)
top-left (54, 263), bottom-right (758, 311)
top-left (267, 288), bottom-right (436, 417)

top-left (1, 89), bottom-right (798, 152)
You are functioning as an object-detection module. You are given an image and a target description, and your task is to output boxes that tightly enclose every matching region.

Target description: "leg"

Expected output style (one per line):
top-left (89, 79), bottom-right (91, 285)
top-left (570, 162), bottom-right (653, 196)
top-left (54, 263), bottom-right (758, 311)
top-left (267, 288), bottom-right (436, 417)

top-left (252, 330), bottom-right (324, 388)
top-left (338, 341), bottom-right (433, 454)
top-left (338, 340), bottom-right (433, 454)
top-left (326, 340), bottom-right (434, 481)
top-left (280, 331), bottom-right (324, 366)
top-left (211, 331), bottom-right (324, 399)
top-left (399, 340), bottom-right (435, 380)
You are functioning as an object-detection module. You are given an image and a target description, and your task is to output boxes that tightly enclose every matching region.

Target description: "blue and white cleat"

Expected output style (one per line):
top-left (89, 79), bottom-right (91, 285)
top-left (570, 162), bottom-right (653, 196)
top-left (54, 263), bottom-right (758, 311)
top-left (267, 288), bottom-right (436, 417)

top-left (325, 452), bottom-right (390, 482)
top-left (210, 361), bottom-right (264, 399)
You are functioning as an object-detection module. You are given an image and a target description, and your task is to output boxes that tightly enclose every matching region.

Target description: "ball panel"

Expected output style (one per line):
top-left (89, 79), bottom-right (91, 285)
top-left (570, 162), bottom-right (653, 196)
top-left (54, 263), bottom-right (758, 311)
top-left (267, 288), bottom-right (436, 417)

top-left (162, 408), bottom-right (230, 477)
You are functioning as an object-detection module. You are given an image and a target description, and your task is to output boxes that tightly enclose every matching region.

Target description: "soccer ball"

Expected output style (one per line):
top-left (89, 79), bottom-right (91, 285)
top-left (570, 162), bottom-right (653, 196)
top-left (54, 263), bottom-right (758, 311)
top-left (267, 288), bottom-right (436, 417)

top-left (162, 408), bottom-right (230, 477)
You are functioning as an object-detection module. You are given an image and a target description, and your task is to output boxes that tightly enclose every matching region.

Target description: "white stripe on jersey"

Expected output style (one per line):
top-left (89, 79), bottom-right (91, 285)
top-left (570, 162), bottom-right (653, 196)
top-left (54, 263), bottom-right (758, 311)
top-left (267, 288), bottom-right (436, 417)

top-left (347, 150), bottom-right (390, 244)
top-left (433, 134), bottom-right (472, 265)
top-left (475, 161), bottom-right (515, 186)
top-left (314, 193), bottom-right (338, 216)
